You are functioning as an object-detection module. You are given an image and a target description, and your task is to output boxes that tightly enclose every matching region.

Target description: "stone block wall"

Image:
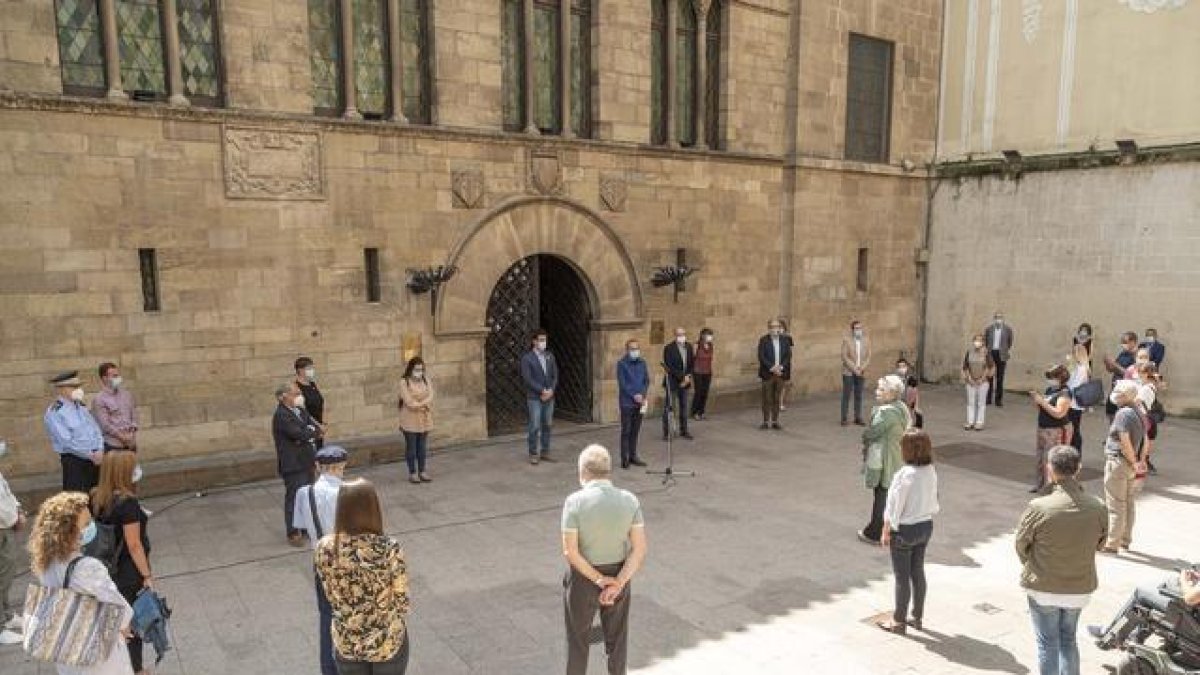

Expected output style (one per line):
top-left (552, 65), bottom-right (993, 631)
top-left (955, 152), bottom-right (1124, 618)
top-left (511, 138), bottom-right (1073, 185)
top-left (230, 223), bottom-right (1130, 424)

top-left (925, 162), bottom-right (1200, 412)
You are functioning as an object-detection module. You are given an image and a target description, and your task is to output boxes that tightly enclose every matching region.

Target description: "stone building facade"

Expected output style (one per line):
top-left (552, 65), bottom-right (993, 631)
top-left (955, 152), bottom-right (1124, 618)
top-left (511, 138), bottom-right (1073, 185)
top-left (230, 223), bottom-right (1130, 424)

top-left (925, 0), bottom-right (1200, 411)
top-left (0, 0), bottom-right (940, 487)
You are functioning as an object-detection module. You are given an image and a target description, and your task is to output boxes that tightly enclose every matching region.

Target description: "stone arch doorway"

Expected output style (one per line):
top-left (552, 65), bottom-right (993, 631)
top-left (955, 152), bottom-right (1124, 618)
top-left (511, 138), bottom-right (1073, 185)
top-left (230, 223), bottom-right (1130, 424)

top-left (484, 254), bottom-right (594, 436)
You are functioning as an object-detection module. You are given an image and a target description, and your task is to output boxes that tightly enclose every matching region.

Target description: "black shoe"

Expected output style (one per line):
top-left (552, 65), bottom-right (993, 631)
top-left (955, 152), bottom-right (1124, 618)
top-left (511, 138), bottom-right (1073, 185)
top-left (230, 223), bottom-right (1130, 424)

top-left (909, 618), bottom-right (923, 632)
top-left (759, 422), bottom-right (770, 430)
top-left (681, 432), bottom-right (694, 440)
top-left (662, 434), bottom-right (669, 441)
top-left (855, 529), bottom-right (880, 546)
top-left (996, 401), bottom-right (1004, 407)
top-left (621, 460), bottom-right (630, 469)
top-left (630, 457), bottom-right (647, 467)
top-left (771, 422), bottom-right (782, 430)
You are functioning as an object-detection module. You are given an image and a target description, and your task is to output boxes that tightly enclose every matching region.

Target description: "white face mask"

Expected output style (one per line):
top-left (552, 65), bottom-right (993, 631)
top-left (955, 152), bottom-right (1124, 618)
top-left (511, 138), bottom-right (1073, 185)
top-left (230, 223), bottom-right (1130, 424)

top-left (412, 369), bottom-right (425, 378)
top-left (109, 376), bottom-right (123, 390)
top-left (1145, 336), bottom-right (1157, 344)
top-left (995, 318), bottom-right (1003, 325)
top-left (897, 366), bottom-right (908, 375)
top-left (70, 388), bottom-right (85, 402)
top-left (535, 340), bottom-right (547, 351)
top-left (1136, 358), bottom-right (1150, 367)
top-left (705, 335), bottom-right (713, 343)
top-left (628, 349), bottom-right (641, 360)
top-left (770, 328), bottom-right (782, 337)
top-left (973, 341), bottom-right (984, 349)
top-left (853, 329), bottom-right (863, 338)
top-left (0, 440), bottom-right (8, 459)
top-left (294, 394), bottom-right (306, 408)
top-left (304, 367), bottom-right (316, 380)
top-left (675, 335), bottom-right (687, 344)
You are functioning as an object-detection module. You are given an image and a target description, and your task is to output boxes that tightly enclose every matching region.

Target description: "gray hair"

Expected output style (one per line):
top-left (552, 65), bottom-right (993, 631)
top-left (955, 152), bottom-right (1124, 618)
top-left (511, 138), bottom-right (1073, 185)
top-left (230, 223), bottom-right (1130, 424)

top-left (1048, 445), bottom-right (1081, 478)
top-left (878, 374), bottom-right (906, 399)
top-left (577, 444), bottom-right (612, 479)
top-left (274, 382), bottom-right (292, 398)
top-left (1111, 379), bottom-right (1139, 404)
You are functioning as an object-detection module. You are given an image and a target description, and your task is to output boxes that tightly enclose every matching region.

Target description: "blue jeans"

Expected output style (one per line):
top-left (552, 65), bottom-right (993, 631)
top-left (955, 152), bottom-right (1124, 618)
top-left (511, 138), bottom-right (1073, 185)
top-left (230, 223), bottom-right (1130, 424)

top-left (841, 374), bottom-right (864, 422)
top-left (316, 574), bottom-right (337, 675)
top-left (1027, 596), bottom-right (1082, 675)
top-left (402, 431), bottom-right (428, 474)
top-left (527, 398), bottom-right (553, 455)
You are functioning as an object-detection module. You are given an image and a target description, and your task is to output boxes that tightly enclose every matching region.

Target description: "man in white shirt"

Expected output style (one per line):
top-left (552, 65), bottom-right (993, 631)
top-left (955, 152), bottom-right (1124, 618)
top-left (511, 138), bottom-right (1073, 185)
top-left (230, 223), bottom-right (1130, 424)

top-left (0, 442), bottom-right (25, 645)
top-left (293, 445), bottom-right (347, 675)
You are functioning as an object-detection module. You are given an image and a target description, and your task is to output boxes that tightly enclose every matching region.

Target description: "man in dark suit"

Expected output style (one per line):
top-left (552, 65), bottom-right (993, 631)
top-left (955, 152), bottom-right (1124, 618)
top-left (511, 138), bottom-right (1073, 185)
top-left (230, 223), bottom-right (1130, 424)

top-left (273, 381), bottom-right (321, 546)
top-left (983, 311), bottom-right (1015, 406)
top-left (661, 327), bottom-right (694, 440)
top-left (758, 318), bottom-right (793, 430)
top-left (520, 329), bottom-right (558, 465)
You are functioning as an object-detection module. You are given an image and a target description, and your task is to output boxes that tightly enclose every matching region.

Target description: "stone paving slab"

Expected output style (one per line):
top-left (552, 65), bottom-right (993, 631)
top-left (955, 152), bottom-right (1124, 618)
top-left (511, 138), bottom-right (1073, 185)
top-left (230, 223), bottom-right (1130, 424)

top-left (2, 385), bottom-right (1199, 674)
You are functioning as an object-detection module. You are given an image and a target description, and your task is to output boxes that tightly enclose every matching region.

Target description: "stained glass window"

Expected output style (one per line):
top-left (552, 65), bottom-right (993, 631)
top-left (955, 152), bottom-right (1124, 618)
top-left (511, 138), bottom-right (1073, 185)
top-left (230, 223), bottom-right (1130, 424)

top-left (650, 0), bottom-right (667, 144)
top-left (501, 0), bottom-right (524, 130)
top-left (570, 1), bottom-right (591, 137)
top-left (532, 2), bottom-right (561, 134)
top-left (177, 0), bottom-right (220, 103)
top-left (399, 0), bottom-right (430, 123)
top-left (705, 1), bottom-right (721, 149)
top-left (675, 0), bottom-right (697, 147)
top-left (308, 0), bottom-right (342, 113)
top-left (353, 0), bottom-right (388, 116)
top-left (845, 33), bottom-right (893, 163)
top-left (115, 0), bottom-right (166, 95)
top-left (54, 0), bottom-right (106, 92)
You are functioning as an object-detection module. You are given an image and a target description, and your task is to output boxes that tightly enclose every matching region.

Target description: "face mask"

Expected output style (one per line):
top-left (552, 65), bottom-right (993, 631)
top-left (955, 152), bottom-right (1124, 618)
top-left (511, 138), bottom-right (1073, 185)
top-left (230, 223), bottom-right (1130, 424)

top-left (132, 464), bottom-right (143, 483)
top-left (770, 328), bottom-right (781, 337)
top-left (897, 367), bottom-right (908, 375)
top-left (1136, 358), bottom-right (1150, 367)
top-left (1046, 379), bottom-right (1058, 388)
top-left (973, 341), bottom-right (984, 349)
top-left (294, 395), bottom-right (306, 408)
top-left (0, 440), bottom-right (7, 459)
top-left (675, 336), bottom-right (687, 344)
top-left (304, 367), bottom-right (316, 380)
top-left (853, 329), bottom-right (863, 338)
top-left (412, 369), bottom-right (425, 378)
top-left (79, 521), bottom-right (97, 547)
top-left (1077, 332), bottom-right (1090, 341)
top-left (109, 376), bottom-right (123, 390)
top-left (536, 340), bottom-right (547, 351)
top-left (705, 335), bottom-right (713, 343)
top-left (70, 388), bottom-right (85, 402)
top-left (628, 349), bottom-right (641, 360)
top-left (1146, 336), bottom-right (1156, 344)
top-left (995, 318), bottom-right (1003, 325)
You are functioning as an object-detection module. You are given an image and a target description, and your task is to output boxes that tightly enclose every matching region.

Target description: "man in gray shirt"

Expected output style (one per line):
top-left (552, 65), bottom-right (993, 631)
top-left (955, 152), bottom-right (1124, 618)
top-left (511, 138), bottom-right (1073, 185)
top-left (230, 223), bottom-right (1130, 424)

top-left (561, 444), bottom-right (648, 675)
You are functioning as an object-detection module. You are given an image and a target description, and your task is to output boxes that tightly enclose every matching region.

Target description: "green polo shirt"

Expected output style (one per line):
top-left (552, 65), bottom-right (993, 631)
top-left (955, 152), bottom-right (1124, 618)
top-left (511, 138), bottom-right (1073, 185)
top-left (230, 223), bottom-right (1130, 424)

top-left (561, 479), bottom-right (644, 565)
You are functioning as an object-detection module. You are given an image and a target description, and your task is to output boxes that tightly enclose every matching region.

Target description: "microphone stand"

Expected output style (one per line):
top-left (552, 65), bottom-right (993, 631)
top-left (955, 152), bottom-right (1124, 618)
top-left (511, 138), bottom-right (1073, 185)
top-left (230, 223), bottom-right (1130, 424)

top-left (647, 362), bottom-right (695, 486)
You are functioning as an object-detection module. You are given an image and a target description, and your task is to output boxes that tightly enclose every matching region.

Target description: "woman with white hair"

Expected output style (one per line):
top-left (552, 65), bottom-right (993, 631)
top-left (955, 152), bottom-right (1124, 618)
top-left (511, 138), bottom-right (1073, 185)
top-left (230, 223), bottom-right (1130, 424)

top-left (858, 375), bottom-right (911, 545)
top-left (1102, 380), bottom-right (1148, 553)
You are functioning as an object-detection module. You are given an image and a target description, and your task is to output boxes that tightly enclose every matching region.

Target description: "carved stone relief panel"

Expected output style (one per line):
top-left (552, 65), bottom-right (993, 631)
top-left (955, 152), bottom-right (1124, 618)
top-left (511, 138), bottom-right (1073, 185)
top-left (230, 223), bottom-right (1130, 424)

top-left (223, 127), bottom-right (325, 200)
top-left (452, 168), bottom-right (485, 209)
top-left (527, 148), bottom-right (564, 196)
top-left (599, 174), bottom-right (628, 212)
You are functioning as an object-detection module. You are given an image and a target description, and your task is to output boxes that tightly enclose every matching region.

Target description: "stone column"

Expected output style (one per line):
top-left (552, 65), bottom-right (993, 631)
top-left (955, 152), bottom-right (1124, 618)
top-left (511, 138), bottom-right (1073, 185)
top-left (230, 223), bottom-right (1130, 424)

top-left (559, 0), bottom-right (573, 138)
top-left (340, 0), bottom-right (361, 119)
top-left (387, 0), bottom-right (407, 122)
top-left (162, 0), bottom-right (189, 106)
top-left (665, 0), bottom-right (678, 147)
top-left (98, 0), bottom-right (126, 100)
top-left (522, 0), bottom-right (539, 134)
top-left (693, 0), bottom-right (709, 150)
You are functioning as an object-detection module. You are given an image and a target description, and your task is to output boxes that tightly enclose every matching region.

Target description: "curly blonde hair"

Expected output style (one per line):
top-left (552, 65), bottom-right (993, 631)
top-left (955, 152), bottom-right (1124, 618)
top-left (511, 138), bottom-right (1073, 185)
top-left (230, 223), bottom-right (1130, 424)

top-left (28, 492), bottom-right (90, 575)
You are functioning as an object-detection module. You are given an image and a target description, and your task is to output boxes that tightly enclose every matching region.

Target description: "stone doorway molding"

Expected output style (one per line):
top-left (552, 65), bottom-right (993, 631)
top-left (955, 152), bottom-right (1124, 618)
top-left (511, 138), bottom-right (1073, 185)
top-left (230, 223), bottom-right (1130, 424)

top-left (435, 196), bottom-right (645, 338)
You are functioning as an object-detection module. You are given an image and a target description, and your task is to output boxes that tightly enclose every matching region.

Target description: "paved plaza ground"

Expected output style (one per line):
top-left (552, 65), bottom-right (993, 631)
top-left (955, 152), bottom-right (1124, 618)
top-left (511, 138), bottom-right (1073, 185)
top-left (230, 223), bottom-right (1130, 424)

top-left (3, 385), bottom-right (1199, 674)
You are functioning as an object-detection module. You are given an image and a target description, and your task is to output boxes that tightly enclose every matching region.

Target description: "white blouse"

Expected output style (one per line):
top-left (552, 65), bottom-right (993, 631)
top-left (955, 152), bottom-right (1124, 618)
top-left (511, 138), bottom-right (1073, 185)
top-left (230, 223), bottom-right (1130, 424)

top-left (884, 464), bottom-right (940, 527)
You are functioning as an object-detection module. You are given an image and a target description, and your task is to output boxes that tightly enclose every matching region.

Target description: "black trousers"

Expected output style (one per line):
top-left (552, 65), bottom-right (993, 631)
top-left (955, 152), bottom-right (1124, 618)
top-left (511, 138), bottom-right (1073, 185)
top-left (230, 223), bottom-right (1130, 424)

top-left (988, 352), bottom-right (1007, 404)
top-left (61, 454), bottom-right (99, 492)
top-left (619, 407), bottom-right (643, 463)
top-left (862, 486), bottom-right (888, 542)
top-left (117, 579), bottom-right (144, 671)
top-left (661, 382), bottom-right (689, 437)
top-left (564, 563), bottom-right (630, 675)
top-left (1068, 408), bottom-right (1084, 453)
top-left (690, 374), bottom-right (712, 416)
top-left (889, 520), bottom-right (933, 623)
top-left (282, 469), bottom-right (314, 536)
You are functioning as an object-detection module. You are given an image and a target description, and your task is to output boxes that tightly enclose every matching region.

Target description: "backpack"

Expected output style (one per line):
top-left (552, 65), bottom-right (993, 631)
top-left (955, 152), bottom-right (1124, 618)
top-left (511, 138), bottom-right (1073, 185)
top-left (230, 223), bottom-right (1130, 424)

top-left (83, 497), bottom-right (127, 576)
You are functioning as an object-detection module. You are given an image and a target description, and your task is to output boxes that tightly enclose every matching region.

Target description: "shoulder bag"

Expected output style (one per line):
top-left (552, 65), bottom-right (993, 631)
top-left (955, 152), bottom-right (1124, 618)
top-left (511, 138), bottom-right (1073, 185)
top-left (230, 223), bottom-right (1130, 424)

top-left (22, 557), bottom-right (126, 666)
top-left (1071, 379), bottom-right (1105, 408)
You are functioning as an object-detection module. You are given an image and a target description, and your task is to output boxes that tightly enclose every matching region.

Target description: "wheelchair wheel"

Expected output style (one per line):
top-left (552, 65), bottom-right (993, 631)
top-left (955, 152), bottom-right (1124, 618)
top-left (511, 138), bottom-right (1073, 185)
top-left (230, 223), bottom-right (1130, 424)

top-left (1116, 654), bottom-right (1157, 675)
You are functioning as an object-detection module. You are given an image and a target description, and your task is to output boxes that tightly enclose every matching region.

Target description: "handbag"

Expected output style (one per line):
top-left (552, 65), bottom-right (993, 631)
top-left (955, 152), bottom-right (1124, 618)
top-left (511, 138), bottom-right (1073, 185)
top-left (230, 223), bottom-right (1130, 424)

top-left (1071, 379), bottom-right (1104, 408)
top-left (23, 557), bottom-right (126, 667)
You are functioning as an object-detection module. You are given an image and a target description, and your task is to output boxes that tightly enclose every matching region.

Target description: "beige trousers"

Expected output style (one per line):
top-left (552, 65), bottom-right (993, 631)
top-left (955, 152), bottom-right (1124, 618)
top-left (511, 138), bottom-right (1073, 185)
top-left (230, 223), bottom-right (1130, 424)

top-left (1104, 457), bottom-right (1138, 548)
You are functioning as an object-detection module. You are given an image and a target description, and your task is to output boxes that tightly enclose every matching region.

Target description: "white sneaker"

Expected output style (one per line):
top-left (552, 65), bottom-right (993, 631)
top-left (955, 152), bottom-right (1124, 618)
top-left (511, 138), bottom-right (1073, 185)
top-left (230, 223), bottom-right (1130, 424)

top-left (0, 628), bottom-right (22, 646)
top-left (3, 614), bottom-right (22, 631)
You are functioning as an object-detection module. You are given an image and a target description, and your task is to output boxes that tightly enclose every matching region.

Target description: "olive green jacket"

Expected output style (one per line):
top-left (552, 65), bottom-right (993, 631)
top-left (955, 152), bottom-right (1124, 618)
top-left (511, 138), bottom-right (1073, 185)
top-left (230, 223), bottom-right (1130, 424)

top-left (862, 401), bottom-right (907, 489)
top-left (1015, 478), bottom-right (1108, 594)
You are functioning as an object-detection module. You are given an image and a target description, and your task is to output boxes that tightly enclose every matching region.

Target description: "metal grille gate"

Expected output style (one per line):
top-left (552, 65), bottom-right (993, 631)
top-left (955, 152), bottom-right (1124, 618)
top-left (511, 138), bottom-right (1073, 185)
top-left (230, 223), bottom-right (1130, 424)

top-left (484, 255), bottom-right (593, 436)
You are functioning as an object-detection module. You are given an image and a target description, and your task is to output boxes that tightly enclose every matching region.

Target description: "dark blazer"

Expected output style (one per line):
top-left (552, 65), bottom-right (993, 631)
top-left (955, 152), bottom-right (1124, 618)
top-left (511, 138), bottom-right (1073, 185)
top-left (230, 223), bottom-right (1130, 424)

top-left (272, 403), bottom-right (319, 475)
top-left (757, 334), bottom-right (793, 380)
top-left (519, 349), bottom-right (559, 399)
top-left (662, 341), bottom-right (695, 386)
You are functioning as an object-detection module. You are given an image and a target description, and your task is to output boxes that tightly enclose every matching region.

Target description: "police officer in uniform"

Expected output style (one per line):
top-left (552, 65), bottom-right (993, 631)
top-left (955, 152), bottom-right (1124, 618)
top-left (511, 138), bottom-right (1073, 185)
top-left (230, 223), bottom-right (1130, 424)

top-left (43, 371), bottom-right (104, 491)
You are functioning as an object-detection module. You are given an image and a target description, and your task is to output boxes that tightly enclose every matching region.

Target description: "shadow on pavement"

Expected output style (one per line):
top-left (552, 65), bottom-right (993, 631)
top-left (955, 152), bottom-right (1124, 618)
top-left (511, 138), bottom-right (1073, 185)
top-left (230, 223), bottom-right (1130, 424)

top-left (908, 628), bottom-right (1031, 674)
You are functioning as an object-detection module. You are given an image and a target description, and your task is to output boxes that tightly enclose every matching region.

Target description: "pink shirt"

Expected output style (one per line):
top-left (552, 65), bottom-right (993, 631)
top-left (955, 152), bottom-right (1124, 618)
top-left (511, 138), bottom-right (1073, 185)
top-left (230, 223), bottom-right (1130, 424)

top-left (91, 387), bottom-right (138, 449)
